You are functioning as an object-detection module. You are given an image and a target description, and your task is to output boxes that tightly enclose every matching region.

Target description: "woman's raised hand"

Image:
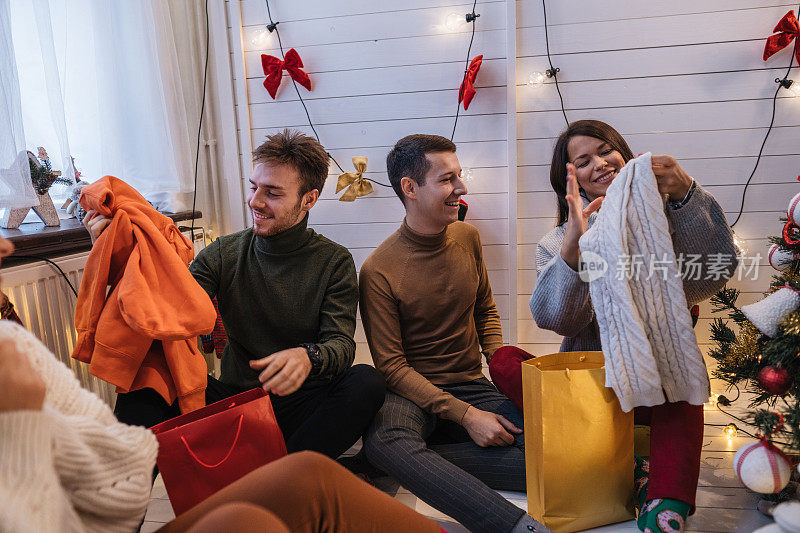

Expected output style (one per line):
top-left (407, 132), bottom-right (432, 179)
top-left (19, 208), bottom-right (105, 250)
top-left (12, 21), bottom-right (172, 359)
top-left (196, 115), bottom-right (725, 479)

top-left (560, 163), bottom-right (603, 271)
top-left (651, 155), bottom-right (692, 200)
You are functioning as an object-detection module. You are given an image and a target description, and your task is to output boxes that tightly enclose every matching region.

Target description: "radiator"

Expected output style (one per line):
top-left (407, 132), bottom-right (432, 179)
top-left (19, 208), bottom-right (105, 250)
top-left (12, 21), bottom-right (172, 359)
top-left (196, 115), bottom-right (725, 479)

top-left (1, 251), bottom-right (118, 406)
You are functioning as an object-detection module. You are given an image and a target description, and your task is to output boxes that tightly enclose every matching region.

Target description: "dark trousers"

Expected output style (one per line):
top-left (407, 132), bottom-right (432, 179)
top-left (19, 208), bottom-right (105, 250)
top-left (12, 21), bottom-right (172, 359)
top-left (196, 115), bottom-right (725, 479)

top-left (489, 345), bottom-right (704, 509)
top-left (114, 364), bottom-right (386, 459)
top-left (362, 378), bottom-right (526, 533)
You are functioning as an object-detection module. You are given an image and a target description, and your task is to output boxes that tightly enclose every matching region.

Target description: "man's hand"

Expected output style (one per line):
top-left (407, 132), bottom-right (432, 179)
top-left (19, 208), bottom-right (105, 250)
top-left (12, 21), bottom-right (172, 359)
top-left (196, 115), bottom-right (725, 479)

top-left (0, 341), bottom-right (46, 412)
top-left (82, 210), bottom-right (111, 244)
top-left (249, 347), bottom-right (311, 396)
top-left (461, 406), bottom-right (522, 447)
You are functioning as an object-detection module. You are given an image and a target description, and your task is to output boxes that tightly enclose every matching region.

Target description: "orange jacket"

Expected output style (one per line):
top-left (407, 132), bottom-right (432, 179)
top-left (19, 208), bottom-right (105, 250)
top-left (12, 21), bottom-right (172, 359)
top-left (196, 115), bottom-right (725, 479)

top-left (72, 176), bottom-right (215, 413)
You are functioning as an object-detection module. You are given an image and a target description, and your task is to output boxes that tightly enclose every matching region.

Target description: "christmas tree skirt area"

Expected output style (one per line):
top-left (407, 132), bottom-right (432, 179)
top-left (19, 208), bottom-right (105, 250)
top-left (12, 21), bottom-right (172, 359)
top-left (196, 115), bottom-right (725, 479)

top-left (140, 403), bottom-right (771, 533)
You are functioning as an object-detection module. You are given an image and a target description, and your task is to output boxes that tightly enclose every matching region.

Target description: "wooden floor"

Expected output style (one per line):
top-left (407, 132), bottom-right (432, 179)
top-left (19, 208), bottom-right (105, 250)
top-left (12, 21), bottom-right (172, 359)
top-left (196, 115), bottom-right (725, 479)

top-left (141, 400), bottom-right (773, 533)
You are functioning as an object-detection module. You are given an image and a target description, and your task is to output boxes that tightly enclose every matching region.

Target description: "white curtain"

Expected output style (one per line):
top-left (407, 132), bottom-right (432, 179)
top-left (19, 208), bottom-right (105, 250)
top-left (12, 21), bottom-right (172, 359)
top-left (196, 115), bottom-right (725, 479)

top-left (9, 0), bottom-right (200, 212)
top-left (0, 0), bottom-right (39, 210)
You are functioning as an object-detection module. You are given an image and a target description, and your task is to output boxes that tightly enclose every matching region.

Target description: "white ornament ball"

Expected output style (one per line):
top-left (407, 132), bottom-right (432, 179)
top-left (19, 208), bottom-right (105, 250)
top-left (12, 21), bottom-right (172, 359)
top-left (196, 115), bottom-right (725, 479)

top-left (769, 244), bottom-right (798, 271)
top-left (734, 441), bottom-right (791, 494)
top-left (773, 500), bottom-right (800, 532)
top-left (789, 191), bottom-right (800, 224)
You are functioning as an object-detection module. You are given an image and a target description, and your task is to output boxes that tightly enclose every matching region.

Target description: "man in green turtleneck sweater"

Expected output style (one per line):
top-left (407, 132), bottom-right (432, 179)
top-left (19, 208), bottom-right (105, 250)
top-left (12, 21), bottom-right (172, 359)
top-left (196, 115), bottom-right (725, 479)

top-left (90, 130), bottom-right (385, 459)
top-left (359, 135), bottom-right (550, 533)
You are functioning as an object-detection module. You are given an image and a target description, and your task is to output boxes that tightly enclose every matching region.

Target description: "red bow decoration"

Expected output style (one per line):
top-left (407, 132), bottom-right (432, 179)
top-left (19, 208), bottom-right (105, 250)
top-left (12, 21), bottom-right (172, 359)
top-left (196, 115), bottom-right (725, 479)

top-left (261, 48), bottom-right (312, 99)
top-left (458, 55), bottom-right (483, 111)
top-left (764, 10), bottom-right (800, 64)
top-left (758, 413), bottom-right (789, 461)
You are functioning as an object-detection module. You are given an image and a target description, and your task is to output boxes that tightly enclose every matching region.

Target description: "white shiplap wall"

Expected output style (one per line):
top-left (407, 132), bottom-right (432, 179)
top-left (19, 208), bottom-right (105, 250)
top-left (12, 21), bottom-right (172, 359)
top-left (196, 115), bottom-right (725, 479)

top-left (223, 0), bottom-right (799, 366)
top-left (515, 0), bottom-right (800, 364)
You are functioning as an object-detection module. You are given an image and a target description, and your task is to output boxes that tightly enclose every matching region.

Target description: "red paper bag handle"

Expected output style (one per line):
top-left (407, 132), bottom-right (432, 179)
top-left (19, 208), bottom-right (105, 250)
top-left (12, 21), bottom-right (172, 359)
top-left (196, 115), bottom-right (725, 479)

top-left (180, 414), bottom-right (245, 468)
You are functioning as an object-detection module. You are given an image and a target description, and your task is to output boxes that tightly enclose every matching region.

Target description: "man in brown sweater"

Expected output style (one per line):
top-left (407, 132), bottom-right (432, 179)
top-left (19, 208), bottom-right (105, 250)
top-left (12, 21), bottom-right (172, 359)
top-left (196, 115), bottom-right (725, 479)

top-left (360, 135), bottom-right (550, 533)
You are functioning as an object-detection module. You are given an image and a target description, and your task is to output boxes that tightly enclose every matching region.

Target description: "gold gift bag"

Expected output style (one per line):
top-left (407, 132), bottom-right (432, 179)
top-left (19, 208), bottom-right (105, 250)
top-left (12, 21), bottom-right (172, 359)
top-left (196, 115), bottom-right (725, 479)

top-left (523, 351), bottom-right (634, 532)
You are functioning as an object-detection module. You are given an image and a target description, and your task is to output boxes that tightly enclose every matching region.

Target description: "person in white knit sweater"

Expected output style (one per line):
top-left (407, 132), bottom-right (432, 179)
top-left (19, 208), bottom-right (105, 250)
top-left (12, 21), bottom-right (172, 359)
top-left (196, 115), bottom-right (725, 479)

top-left (488, 121), bottom-right (737, 533)
top-left (0, 235), bottom-right (444, 533)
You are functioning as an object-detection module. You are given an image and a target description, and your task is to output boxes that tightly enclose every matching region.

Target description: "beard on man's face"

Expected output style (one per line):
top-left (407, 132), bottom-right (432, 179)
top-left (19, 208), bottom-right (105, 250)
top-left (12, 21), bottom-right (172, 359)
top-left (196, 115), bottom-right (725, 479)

top-left (251, 198), bottom-right (304, 237)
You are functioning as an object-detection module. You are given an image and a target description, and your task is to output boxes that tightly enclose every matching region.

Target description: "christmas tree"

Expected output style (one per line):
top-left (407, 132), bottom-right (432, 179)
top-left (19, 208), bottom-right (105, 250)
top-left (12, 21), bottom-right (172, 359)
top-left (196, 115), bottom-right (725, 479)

top-left (709, 209), bottom-right (800, 504)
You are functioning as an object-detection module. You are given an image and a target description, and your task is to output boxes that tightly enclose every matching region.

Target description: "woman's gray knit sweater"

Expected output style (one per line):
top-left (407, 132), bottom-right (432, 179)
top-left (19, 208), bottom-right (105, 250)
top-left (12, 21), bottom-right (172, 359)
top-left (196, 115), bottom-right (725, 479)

top-left (529, 184), bottom-right (737, 352)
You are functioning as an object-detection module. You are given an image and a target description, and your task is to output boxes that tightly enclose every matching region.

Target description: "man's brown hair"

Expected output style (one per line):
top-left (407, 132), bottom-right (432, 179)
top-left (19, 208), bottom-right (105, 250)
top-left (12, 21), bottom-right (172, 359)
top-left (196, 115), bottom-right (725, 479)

top-left (386, 134), bottom-right (457, 204)
top-left (252, 129), bottom-right (330, 195)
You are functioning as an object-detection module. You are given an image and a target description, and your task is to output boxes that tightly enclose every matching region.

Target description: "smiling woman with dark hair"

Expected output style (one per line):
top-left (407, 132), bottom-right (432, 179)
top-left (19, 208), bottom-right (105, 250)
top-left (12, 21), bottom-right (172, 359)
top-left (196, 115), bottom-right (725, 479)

top-left (532, 119), bottom-right (736, 348)
top-left (489, 120), bottom-right (738, 533)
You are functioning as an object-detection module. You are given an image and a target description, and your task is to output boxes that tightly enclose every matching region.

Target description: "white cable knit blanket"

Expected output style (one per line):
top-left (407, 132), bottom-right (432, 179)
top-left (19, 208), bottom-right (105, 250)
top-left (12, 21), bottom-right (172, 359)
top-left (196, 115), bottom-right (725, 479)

top-left (579, 153), bottom-right (710, 412)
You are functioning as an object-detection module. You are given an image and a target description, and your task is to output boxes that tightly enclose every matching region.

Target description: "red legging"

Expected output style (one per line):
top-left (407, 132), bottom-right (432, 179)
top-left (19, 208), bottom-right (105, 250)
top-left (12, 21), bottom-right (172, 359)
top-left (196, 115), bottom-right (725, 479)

top-left (489, 346), bottom-right (703, 510)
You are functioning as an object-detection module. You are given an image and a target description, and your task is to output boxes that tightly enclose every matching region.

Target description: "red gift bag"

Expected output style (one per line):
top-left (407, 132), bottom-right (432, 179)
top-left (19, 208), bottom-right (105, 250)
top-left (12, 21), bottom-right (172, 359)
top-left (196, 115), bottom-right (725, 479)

top-left (151, 388), bottom-right (287, 514)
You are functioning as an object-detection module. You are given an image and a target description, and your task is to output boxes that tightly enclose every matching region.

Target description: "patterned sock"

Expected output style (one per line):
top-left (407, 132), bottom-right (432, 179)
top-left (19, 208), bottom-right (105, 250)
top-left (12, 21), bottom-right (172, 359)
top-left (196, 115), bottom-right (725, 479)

top-left (637, 498), bottom-right (691, 532)
top-left (634, 455), bottom-right (650, 512)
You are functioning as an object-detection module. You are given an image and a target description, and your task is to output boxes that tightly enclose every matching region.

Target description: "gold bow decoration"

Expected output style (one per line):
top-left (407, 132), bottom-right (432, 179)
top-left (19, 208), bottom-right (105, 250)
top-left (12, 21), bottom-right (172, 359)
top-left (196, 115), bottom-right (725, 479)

top-left (336, 156), bottom-right (373, 201)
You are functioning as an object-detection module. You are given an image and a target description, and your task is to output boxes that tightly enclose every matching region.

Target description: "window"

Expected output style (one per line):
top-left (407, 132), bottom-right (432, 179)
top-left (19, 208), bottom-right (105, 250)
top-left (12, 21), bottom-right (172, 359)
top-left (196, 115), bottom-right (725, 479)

top-left (2, 0), bottom-right (204, 216)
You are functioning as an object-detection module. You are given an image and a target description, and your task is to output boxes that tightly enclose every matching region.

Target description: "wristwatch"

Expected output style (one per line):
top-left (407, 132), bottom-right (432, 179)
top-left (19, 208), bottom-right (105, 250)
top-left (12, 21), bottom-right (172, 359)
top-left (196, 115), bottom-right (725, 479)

top-left (300, 343), bottom-right (323, 375)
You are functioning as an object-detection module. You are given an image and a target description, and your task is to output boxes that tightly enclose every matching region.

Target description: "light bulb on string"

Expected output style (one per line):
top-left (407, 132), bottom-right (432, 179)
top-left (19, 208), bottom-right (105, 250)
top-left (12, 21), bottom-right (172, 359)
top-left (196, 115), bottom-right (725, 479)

top-left (527, 68), bottom-right (559, 89)
top-left (527, 71), bottom-right (547, 89)
top-left (461, 168), bottom-right (474, 182)
top-left (732, 232), bottom-right (748, 257)
top-left (444, 12), bottom-right (465, 32)
top-left (777, 77), bottom-right (800, 98)
top-left (788, 80), bottom-right (800, 98)
top-left (250, 28), bottom-right (272, 49)
top-left (723, 423), bottom-right (738, 440)
top-left (704, 393), bottom-right (720, 411)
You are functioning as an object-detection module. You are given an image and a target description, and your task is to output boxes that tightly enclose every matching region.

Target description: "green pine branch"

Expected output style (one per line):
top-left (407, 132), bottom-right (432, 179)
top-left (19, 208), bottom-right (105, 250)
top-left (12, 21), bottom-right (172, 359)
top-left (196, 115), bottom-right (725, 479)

top-left (29, 158), bottom-right (71, 195)
top-left (710, 287), bottom-right (750, 326)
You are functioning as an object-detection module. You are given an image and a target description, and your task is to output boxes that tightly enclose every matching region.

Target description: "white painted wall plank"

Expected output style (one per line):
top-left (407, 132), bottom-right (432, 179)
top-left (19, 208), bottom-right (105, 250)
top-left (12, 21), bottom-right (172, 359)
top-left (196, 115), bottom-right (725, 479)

top-left (518, 69), bottom-right (793, 114)
top-left (239, 0), bottom-right (500, 24)
top-left (517, 40), bottom-right (777, 84)
top-left (241, 30), bottom-right (508, 78)
top-left (517, 99), bottom-right (800, 143)
top-left (249, 112), bottom-right (507, 148)
top-left (241, 2), bottom-right (506, 50)
top-left (517, 6), bottom-right (795, 56)
top-left (517, 1), bottom-right (793, 27)
top-left (249, 87), bottom-right (508, 127)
